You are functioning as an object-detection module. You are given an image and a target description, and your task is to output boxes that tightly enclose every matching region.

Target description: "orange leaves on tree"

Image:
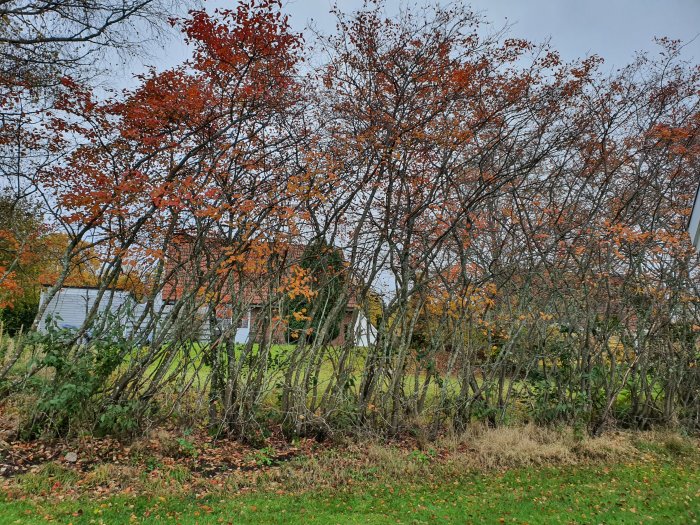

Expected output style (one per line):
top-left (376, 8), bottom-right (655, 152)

top-left (279, 265), bottom-right (316, 301)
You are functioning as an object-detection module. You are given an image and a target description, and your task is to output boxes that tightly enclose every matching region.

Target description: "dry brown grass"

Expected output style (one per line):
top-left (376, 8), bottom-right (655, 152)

top-left (81, 463), bottom-right (142, 490)
top-left (4, 425), bottom-right (698, 500)
top-left (440, 424), bottom-right (640, 468)
top-left (465, 425), bottom-right (575, 467)
top-left (258, 425), bottom-right (667, 493)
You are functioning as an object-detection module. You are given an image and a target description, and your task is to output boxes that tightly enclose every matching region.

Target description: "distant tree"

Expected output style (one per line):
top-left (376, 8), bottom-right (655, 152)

top-left (0, 192), bottom-right (44, 303)
top-left (0, 192), bottom-right (46, 333)
top-left (287, 241), bottom-right (347, 345)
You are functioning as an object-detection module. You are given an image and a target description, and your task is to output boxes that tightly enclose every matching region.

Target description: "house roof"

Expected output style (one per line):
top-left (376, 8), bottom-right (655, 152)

top-left (161, 237), bottom-right (359, 310)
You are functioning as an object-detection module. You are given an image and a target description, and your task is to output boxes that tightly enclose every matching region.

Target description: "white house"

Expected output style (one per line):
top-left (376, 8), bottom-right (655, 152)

top-left (37, 285), bottom-right (150, 336)
top-left (37, 285), bottom-right (377, 347)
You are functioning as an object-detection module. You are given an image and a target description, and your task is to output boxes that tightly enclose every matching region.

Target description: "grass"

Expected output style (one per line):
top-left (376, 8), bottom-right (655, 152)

top-left (2, 428), bottom-right (698, 524)
top-left (1, 460), bottom-right (698, 524)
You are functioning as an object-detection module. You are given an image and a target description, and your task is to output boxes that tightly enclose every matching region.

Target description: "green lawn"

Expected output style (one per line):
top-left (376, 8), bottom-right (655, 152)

top-left (2, 461), bottom-right (697, 524)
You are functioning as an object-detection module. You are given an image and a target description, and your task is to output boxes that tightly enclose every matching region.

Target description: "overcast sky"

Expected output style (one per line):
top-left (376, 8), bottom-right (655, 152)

top-left (116, 0), bottom-right (700, 88)
top-left (287, 0), bottom-right (700, 68)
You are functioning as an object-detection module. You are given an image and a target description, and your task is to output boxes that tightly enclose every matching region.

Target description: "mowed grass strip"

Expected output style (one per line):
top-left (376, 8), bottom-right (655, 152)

top-left (1, 461), bottom-right (698, 524)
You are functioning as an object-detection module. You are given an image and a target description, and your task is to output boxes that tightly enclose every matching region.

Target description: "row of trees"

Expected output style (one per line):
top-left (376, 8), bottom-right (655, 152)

top-left (1, 1), bottom-right (699, 441)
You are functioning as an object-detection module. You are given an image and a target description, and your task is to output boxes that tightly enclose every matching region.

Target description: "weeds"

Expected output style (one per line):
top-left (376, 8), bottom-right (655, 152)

top-left (249, 446), bottom-right (276, 467)
top-left (15, 462), bottom-right (78, 495)
top-left (2, 425), bottom-right (698, 501)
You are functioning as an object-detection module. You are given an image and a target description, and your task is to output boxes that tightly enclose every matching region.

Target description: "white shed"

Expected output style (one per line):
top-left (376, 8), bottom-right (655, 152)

top-left (37, 286), bottom-right (145, 335)
top-left (37, 286), bottom-right (251, 343)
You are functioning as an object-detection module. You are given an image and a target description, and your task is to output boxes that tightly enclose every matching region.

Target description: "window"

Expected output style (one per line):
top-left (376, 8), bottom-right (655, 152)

top-left (238, 310), bottom-right (250, 329)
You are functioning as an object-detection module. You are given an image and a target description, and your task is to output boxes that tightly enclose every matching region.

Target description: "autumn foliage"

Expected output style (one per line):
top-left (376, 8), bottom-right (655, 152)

top-left (1, 1), bottom-right (699, 441)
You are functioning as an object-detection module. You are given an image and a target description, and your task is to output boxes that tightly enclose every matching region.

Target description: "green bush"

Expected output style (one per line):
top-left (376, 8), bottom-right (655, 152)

top-left (0, 293), bottom-right (39, 336)
top-left (24, 319), bottom-right (133, 437)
